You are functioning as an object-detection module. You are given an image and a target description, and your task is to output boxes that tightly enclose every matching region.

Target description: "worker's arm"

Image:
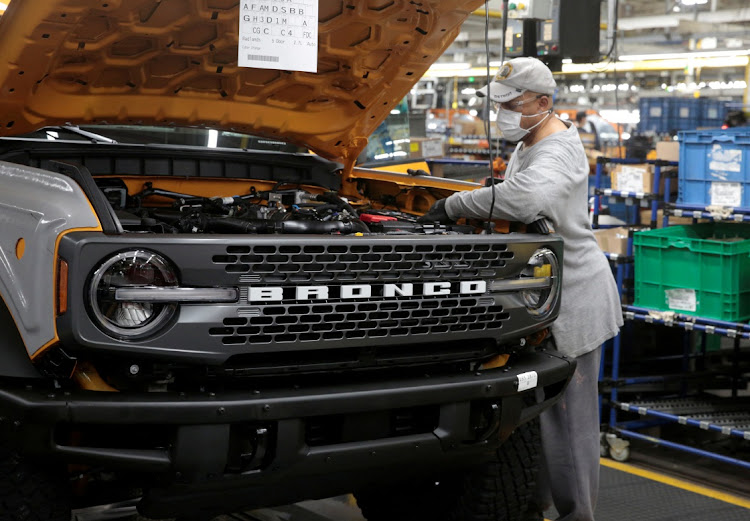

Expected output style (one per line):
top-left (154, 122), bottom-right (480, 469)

top-left (445, 149), bottom-right (574, 224)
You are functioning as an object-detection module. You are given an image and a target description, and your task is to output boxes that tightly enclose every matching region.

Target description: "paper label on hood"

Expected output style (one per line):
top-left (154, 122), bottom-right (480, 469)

top-left (238, 1), bottom-right (319, 73)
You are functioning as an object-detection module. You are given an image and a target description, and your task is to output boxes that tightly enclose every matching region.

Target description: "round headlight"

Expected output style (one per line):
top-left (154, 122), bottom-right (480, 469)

top-left (89, 250), bottom-right (178, 338)
top-left (520, 248), bottom-right (560, 317)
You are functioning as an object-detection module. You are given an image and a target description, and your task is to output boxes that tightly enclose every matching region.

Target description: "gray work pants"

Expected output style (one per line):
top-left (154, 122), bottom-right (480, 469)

top-left (531, 347), bottom-right (602, 521)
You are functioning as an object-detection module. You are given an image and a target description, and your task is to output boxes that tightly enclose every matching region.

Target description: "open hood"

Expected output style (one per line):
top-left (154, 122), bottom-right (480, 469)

top-left (0, 0), bottom-right (484, 166)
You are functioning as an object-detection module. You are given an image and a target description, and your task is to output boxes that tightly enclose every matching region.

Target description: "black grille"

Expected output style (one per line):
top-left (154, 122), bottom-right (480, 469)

top-left (222, 340), bottom-right (499, 376)
top-left (211, 298), bottom-right (509, 345)
top-left (207, 241), bottom-right (514, 346)
top-left (212, 242), bottom-right (513, 283)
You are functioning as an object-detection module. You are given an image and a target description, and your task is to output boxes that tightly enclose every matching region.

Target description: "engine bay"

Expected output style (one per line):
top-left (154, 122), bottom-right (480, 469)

top-left (97, 177), bottom-right (476, 236)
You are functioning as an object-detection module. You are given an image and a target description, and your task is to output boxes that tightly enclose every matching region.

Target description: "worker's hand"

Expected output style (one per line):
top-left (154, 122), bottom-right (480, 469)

top-left (417, 198), bottom-right (453, 224)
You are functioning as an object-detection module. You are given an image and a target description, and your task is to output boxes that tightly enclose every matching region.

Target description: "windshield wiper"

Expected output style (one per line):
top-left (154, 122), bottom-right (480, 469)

top-left (59, 125), bottom-right (118, 144)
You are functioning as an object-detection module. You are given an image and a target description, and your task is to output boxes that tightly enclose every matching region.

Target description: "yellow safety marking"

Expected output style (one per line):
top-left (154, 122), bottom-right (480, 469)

top-left (368, 161), bottom-right (430, 175)
top-left (600, 458), bottom-right (750, 509)
top-left (471, 9), bottom-right (503, 18)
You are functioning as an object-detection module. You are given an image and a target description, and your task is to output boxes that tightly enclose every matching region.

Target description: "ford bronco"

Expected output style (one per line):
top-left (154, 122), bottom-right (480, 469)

top-left (0, 1), bottom-right (574, 519)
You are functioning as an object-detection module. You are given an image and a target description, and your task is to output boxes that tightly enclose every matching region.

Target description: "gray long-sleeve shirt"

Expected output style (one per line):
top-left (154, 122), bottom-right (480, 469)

top-left (445, 122), bottom-right (623, 358)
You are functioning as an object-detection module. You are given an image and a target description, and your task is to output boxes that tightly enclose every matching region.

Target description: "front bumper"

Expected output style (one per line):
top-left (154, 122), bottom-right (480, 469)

top-left (0, 349), bottom-right (574, 516)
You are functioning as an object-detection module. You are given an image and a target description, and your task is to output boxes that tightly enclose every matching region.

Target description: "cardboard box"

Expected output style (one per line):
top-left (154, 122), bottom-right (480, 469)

top-left (453, 119), bottom-right (485, 137)
top-left (593, 226), bottom-right (630, 255)
top-left (409, 137), bottom-right (444, 159)
top-left (655, 141), bottom-right (680, 162)
top-left (611, 164), bottom-right (654, 194)
top-left (639, 209), bottom-right (693, 228)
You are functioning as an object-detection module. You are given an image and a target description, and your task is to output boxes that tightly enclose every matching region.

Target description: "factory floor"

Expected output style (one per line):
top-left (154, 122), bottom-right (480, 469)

top-left (74, 453), bottom-right (750, 521)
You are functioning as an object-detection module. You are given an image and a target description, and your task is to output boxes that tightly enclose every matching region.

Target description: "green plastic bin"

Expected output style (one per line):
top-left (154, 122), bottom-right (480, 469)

top-left (633, 223), bottom-right (750, 321)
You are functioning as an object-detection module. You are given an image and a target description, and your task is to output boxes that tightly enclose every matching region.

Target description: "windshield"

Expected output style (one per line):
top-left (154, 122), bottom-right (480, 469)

top-left (16, 125), bottom-right (309, 153)
top-left (358, 97), bottom-right (412, 165)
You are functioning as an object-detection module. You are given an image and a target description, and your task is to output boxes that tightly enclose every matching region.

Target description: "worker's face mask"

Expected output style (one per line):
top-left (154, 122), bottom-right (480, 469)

top-left (496, 107), bottom-right (552, 142)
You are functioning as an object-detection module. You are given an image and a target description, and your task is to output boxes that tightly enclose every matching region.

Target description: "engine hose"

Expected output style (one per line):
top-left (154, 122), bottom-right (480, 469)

top-left (350, 219), bottom-right (370, 234)
top-left (203, 217), bottom-right (265, 234)
top-left (276, 220), bottom-right (349, 234)
top-left (315, 192), bottom-right (358, 215)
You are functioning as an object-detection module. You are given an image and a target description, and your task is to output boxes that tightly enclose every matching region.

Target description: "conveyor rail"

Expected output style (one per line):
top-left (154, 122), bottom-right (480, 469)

top-left (615, 397), bottom-right (750, 441)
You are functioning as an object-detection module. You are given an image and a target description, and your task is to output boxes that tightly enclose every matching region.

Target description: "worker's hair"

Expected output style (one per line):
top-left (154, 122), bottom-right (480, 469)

top-left (575, 110), bottom-right (587, 123)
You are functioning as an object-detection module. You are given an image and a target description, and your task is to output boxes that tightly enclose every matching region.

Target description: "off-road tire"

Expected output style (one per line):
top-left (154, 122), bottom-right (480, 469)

top-left (0, 447), bottom-right (71, 521)
top-left (355, 418), bottom-right (541, 521)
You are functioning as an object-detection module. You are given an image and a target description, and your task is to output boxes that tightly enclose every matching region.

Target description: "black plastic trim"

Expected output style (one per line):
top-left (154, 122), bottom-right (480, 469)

top-left (0, 350), bottom-right (572, 426)
top-left (0, 350), bottom-right (574, 515)
top-left (0, 139), bottom-right (343, 191)
top-left (55, 232), bottom-right (564, 364)
top-left (46, 160), bottom-right (121, 234)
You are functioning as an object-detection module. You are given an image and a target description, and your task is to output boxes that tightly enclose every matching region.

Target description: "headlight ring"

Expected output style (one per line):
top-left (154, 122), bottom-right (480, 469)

top-left (520, 248), bottom-right (560, 318)
top-left (88, 250), bottom-right (178, 339)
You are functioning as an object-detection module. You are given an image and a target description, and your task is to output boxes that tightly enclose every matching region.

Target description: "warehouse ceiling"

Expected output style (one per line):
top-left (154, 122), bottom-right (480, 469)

top-left (445, 0), bottom-right (750, 66)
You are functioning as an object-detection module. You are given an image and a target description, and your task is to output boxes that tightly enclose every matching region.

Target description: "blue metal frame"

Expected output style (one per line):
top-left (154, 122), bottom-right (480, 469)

top-left (594, 156), bottom-right (750, 471)
top-left (593, 158), bottom-right (670, 426)
top-left (615, 401), bottom-right (750, 441)
top-left (592, 157), bottom-right (677, 229)
top-left (665, 203), bottom-right (750, 223)
top-left (614, 427), bottom-right (750, 470)
top-left (622, 305), bottom-right (750, 339)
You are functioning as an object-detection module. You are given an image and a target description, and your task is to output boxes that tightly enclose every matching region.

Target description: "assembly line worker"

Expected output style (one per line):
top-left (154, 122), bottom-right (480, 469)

top-left (418, 57), bottom-right (623, 521)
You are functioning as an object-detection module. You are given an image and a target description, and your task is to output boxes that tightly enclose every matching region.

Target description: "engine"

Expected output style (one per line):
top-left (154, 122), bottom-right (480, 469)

top-left (97, 178), bottom-right (474, 236)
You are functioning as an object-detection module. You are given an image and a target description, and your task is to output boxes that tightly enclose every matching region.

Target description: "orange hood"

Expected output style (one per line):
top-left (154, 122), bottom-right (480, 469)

top-left (0, 0), bottom-right (483, 168)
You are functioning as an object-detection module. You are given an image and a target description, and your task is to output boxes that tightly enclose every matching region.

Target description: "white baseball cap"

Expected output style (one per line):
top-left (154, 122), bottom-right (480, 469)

top-left (477, 57), bottom-right (557, 102)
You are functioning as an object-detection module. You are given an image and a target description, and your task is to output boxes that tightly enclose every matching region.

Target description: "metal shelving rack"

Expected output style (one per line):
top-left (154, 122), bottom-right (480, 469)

top-left (623, 306), bottom-right (750, 341)
top-left (613, 395), bottom-right (750, 470)
top-left (592, 157), bottom-right (677, 229)
top-left (592, 157), bottom-right (750, 469)
top-left (664, 203), bottom-right (750, 223)
top-left (592, 157), bottom-right (674, 428)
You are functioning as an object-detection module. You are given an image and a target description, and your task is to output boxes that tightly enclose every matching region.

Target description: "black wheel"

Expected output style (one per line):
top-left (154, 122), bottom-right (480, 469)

top-left (355, 418), bottom-right (541, 521)
top-left (0, 447), bottom-right (71, 521)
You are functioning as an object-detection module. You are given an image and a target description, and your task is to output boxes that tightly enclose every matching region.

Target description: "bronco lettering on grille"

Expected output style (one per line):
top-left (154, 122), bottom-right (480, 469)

top-left (248, 280), bottom-right (487, 302)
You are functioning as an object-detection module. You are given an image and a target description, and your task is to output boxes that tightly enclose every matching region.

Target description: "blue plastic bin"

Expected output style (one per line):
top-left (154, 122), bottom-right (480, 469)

top-left (678, 129), bottom-right (750, 210)
top-left (699, 99), bottom-right (728, 128)
top-left (639, 98), bottom-right (704, 134)
top-left (639, 98), bottom-right (672, 133)
top-left (673, 99), bottom-right (699, 131)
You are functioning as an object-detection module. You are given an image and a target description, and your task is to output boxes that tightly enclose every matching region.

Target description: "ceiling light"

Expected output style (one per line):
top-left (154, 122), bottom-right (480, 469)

top-left (680, 0), bottom-right (708, 5)
top-left (619, 49), bottom-right (750, 61)
top-left (0, 2), bottom-right (8, 11)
